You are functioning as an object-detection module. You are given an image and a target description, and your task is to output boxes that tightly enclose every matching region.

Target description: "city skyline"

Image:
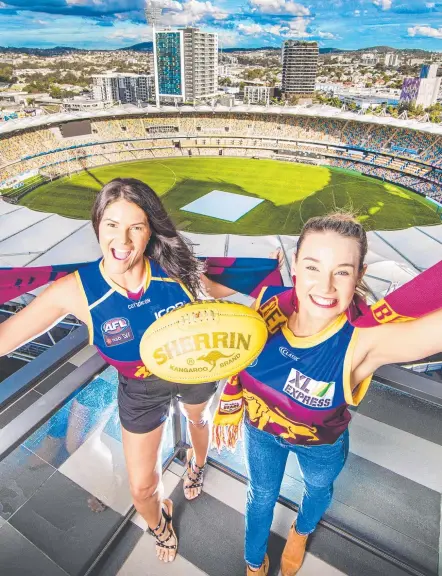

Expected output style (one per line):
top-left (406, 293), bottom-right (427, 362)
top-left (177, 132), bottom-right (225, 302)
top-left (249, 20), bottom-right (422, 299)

top-left (0, 1), bottom-right (442, 52)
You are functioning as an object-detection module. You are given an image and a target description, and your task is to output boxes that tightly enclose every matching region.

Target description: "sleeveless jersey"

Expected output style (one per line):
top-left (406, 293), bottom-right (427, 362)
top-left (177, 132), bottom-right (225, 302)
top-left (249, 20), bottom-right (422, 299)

top-left (241, 286), bottom-right (372, 446)
top-left (75, 258), bottom-right (193, 379)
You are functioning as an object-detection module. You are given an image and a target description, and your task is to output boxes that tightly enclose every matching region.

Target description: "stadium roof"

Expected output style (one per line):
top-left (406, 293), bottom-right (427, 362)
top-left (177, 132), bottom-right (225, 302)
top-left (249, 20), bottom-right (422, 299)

top-left (1, 199), bottom-right (441, 301)
top-left (1, 103), bottom-right (442, 137)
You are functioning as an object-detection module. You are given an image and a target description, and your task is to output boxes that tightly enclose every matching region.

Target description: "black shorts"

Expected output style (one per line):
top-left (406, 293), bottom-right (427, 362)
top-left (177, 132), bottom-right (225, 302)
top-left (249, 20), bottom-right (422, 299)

top-left (118, 373), bottom-right (218, 434)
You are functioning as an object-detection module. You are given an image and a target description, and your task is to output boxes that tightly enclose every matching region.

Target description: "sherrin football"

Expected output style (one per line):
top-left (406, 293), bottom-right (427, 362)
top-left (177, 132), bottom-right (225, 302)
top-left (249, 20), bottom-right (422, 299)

top-left (140, 300), bottom-right (268, 384)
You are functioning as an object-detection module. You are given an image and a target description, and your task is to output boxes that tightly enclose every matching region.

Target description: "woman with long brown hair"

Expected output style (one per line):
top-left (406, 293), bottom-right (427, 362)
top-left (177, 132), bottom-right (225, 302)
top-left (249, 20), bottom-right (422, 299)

top-left (0, 178), bottom-right (238, 563)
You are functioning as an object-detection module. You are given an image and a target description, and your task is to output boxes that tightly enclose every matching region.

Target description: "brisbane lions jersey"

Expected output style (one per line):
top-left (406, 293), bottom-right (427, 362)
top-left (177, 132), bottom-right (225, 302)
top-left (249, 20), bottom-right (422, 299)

top-left (75, 258), bottom-right (192, 379)
top-left (241, 286), bottom-right (372, 446)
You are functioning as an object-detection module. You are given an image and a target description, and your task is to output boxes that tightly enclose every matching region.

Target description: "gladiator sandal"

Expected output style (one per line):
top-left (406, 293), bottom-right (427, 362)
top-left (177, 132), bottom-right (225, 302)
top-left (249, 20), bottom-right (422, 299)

top-left (148, 499), bottom-right (177, 562)
top-left (280, 523), bottom-right (309, 576)
top-left (246, 553), bottom-right (269, 576)
top-left (184, 448), bottom-right (206, 500)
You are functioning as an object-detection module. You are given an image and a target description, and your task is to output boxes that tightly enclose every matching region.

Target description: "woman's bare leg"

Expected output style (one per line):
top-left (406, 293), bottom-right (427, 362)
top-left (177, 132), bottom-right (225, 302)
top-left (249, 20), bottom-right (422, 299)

top-left (122, 423), bottom-right (176, 562)
top-left (181, 400), bottom-right (212, 500)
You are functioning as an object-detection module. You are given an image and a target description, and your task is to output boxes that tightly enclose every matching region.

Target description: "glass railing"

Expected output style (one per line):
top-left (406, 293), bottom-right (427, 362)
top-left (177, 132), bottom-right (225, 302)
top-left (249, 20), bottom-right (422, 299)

top-left (208, 376), bottom-right (442, 575)
top-left (0, 364), bottom-right (180, 576)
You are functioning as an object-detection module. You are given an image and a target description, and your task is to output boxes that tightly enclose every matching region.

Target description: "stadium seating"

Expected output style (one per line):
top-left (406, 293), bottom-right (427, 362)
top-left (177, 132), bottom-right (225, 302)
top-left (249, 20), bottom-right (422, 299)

top-left (1, 111), bottom-right (441, 206)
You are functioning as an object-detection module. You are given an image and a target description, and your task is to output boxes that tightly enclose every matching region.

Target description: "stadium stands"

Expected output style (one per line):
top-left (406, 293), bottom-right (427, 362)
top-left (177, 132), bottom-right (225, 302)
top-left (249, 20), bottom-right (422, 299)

top-left (0, 109), bottom-right (441, 206)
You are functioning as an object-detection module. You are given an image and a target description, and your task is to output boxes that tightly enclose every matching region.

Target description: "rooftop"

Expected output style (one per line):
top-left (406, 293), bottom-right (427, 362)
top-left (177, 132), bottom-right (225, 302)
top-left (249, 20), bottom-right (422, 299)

top-left (1, 103), bottom-right (441, 138)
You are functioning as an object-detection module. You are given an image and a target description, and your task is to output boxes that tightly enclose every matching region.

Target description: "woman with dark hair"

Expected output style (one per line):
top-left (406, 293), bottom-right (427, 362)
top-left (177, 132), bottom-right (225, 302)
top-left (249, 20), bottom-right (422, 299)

top-left (214, 213), bottom-right (442, 576)
top-left (0, 178), bottom-right (240, 564)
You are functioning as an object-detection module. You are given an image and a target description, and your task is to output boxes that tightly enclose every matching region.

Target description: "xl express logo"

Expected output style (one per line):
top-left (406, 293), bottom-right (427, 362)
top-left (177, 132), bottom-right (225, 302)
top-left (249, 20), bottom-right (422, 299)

top-left (102, 317), bottom-right (134, 347)
top-left (283, 368), bottom-right (335, 409)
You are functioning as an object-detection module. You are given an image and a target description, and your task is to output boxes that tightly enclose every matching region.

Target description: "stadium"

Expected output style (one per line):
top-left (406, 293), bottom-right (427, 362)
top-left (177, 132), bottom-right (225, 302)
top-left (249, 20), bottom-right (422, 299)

top-left (1, 105), bottom-right (442, 576)
top-left (1, 104), bottom-right (442, 295)
top-left (1, 104), bottom-right (442, 230)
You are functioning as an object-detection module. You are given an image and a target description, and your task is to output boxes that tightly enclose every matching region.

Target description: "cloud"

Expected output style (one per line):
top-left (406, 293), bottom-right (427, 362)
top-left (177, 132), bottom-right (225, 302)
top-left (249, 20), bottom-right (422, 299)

top-left (373, 0), bottom-right (392, 9)
top-left (1, 0), bottom-right (146, 16)
top-left (287, 16), bottom-right (311, 36)
top-left (318, 30), bottom-right (339, 39)
top-left (237, 21), bottom-right (290, 37)
top-left (249, 0), bottom-right (310, 16)
top-left (159, 0), bottom-right (229, 27)
top-left (425, 1), bottom-right (435, 6)
top-left (408, 24), bottom-right (442, 38)
top-left (107, 29), bottom-right (140, 40)
top-left (237, 22), bottom-right (265, 35)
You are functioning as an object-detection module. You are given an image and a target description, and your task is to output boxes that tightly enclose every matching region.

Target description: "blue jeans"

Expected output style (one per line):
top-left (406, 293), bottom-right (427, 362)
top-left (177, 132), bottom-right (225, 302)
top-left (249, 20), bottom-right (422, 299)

top-left (243, 418), bottom-right (349, 569)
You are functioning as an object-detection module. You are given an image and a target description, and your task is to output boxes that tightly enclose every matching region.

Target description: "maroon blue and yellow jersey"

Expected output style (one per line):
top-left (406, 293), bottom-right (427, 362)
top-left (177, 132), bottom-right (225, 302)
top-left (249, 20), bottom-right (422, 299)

top-left (75, 258), bottom-right (193, 379)
top-left (241, 286), bottom-right (372, 446)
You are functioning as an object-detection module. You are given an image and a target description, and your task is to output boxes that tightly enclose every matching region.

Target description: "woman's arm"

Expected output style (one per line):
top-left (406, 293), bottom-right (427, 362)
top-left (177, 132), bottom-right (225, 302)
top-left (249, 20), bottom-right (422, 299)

top-left (0, 274), bottom-right (87, 357)
top-left (353, 308), bottom-right (442, 381)
top-left (201, 249), bottom-right (284, 299)
top-left (200, 274), bottom-right (236, 298)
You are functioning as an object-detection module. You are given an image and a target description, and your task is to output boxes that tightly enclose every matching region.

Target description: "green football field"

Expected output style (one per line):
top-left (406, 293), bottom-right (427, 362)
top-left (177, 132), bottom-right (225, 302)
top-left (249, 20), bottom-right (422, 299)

top-left (19, 157), bottom-right (440, 234)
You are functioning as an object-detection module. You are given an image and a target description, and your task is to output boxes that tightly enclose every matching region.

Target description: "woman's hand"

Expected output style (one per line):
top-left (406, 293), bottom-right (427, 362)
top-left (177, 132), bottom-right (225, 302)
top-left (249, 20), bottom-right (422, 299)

top-left (269, 248), bottom-right (284, 270)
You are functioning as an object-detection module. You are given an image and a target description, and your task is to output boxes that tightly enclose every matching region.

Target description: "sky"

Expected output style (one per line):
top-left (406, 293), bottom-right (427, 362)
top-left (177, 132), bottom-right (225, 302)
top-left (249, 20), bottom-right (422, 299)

top-left (0, 0), bottom-right (441, 52)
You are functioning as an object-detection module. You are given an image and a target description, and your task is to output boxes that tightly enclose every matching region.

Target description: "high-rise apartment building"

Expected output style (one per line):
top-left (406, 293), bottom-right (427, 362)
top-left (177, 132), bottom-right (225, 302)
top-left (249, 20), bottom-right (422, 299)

top-left (281, 41), bottom-right (318, 95)
top-left (154, 27), bottom-right (218, 102)
top-left (384, 52), bottom-right (399, 67)
top-left (92, 73), bottom-right (154, 104)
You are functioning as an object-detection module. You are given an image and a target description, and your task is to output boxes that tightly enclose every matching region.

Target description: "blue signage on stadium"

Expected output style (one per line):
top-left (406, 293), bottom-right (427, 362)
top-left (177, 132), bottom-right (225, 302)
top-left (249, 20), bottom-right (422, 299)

top-left (391, 145), bottom-right (418, 155)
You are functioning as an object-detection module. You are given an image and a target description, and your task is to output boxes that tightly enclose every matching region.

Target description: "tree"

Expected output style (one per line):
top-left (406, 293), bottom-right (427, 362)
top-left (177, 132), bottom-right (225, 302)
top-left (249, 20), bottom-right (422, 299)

top-left (0, 65), bottom-right (14, 83)
top-left (49, 85), bottom-right (62, 99)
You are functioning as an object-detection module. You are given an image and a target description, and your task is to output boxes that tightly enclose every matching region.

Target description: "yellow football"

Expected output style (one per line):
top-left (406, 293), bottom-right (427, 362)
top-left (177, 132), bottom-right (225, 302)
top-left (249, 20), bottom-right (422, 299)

top-left (140, 300), bottom-right (268, 384)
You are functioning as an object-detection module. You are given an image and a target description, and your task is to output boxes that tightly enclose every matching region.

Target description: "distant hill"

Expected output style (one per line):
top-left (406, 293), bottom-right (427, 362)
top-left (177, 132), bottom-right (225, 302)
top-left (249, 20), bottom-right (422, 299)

top-left (120, 42), bottom-right (153, 52)
top-left (0, 46), bottom-right (80, 56)
top-left (355, 45), bottom-right (431, 55)
top-left (0, 44), bottom-right (433, 56)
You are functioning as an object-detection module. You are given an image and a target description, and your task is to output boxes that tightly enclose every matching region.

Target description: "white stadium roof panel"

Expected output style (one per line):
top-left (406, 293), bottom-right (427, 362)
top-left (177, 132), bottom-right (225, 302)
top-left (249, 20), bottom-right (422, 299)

top-left (366, 231), bottom-right (419, 268)
top-left (182, 232), bottom-right (227, 257)
top-left (375, 227), bottom-right (442, 271)
top-left (227, 235), bottom-right (281, 258)
top-left (278, 235), bottom-right (299, 285)
top-left (0, 214), bottom-right (88, 267)
top-left (0, 202), bottom-right (23, 217)
top-left (0, 205), bottom-right (50, 243)
top-left (30, 223), bottom-right (101, 267)
top-left (415, 225), bottom-right (442, 243)
top-left (1, 103), bottom-right (442, 137)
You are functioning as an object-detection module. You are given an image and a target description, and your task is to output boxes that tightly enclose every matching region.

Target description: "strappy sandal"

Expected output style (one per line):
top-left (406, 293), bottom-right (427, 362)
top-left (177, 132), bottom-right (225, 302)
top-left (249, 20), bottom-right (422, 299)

top-left (148, 498), bottom-right (177, 562)
top-left (184, 448), bottom-right (206, 500)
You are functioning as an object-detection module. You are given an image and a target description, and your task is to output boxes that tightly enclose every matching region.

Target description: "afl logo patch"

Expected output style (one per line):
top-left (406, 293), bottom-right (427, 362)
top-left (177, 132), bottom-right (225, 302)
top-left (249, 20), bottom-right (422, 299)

top-left (102, 317), bottom-right (134, 347)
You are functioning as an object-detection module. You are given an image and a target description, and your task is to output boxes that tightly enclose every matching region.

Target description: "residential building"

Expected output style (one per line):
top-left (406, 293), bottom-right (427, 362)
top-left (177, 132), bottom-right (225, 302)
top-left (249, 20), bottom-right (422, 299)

top-left (154, 27), bottom-right (218, 103)
top-left (384, 53), bottom-right (399, 67)
top-left (92, 73), bottom-right (154, 104)
top-left (244, 86), bottom-right (280, 105)
top-left (361, 53), bottom-right (379, 67)
top-left (281, 41), bottom-right (318, 95)
top-left (218, 64), bottom-right (232, 77)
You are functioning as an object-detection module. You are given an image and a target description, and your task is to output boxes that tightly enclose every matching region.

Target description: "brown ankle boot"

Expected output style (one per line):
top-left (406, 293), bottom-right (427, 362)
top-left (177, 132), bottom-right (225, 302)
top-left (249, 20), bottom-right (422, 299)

top-left (280, 525), bottom-right (309, 576)
top-left (246, 553), bottom-right (269, 576)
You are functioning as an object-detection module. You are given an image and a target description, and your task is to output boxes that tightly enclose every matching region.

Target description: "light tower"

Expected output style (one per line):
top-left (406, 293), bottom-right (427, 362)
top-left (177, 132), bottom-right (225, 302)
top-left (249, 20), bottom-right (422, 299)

top-left (145, 0), bottom-right (163, 108)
